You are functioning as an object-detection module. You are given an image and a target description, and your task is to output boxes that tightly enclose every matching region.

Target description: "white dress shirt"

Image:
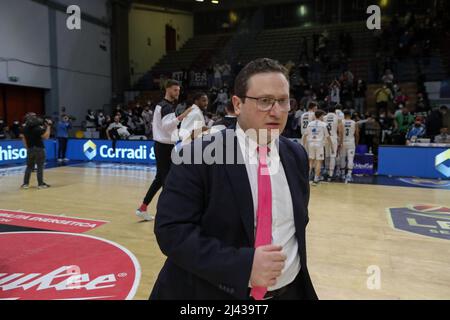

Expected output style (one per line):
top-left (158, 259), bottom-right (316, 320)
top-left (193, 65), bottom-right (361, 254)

top-left (236, 123), bottom-right (300, 291)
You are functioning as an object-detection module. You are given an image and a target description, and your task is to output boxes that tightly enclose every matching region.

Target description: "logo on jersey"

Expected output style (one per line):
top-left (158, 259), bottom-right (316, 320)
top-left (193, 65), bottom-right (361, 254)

top-left (388, 204), bottom-right (450, 240)
top-left (83, 140), bottom-right (97, 160)
top-left (435, 149), bottom-right (450, 178)
top-left (0, 232), bottom-right (141, 300)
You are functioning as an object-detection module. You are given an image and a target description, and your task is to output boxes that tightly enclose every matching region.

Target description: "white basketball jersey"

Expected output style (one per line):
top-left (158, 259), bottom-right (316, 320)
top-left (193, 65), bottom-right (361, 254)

top-left (325, 113), bottom-right (339, 138)
top-left (301, 111), bottom-right (316, 136)
top-left (306, 120), bottom-right (329, 145)
top-left (342, 119), bottom-right (356, 145)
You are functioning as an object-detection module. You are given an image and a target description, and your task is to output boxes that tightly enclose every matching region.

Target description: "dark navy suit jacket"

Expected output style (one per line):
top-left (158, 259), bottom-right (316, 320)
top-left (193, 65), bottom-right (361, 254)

top-left (150, 128), bottom-right (318, 300)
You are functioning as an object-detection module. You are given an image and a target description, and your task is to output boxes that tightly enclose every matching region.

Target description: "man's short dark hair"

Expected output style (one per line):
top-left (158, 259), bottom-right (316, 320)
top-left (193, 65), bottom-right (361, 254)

top-left (308, 101), bottom-right (317, 110)
top-left (165, 79), bottom-right (180, 89)
top-left (193, 92), bottom-right (207, 102)
top-left (315, 110), bottom-right (326, 119)
top-left (234, 58), bottom-right (289, 100)
top-left (328, 105), bottom-right (336, 113)
top-left (440, 105), bottom-right (448, 111)
top-left (343, 109), bottom-right (352, 117)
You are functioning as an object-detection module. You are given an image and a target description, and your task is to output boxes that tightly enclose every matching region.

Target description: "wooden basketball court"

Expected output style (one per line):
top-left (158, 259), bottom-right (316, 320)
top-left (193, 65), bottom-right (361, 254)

top-left (1, 163), bottom-right (449, 300)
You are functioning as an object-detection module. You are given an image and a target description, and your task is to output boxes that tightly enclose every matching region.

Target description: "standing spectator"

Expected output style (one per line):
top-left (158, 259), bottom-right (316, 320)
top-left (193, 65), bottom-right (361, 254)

top-left (298, 62), bottom-right (310, 83)
top-left (97, 111), bottom-right (106, 129)
top-left (11, 120), bottom-right (21, 139)
top-left (374, 85), bottom-right (393, 111)
top-left (363, 114), bottom-right (382, 154)
top-left (214, 88), bottom-right (229, 116)
top-left (56, 115), bottom-right (72, 162)
top-left (299, 36), bottom-right (309, 61)
top-left (310, 57), bottom-right (321, 85)
top-left (394, 88), bottom-right (409, 108)
top-left (379, 109), bottom-right (395, 144)
top-left (329, 80), bottom-right (341, 106)
top-left (222, 61), bottom-right (232, 87)
top-left (85, 109), bottom-right (96, 129)
top-left (353, 79), bottom-right (367, 114)
top-left (426, 105), bottom-right (447, 141)
top-left (213, 64), bottom-right (223, 88)
top-left (381, 69), bottom-right (394, 89)
top-left (142, 104), bottom-right (154, 138)
top-left (99, 115), bottom-right (111, 140)
top-left (393, 104), bottom-right (414, 144)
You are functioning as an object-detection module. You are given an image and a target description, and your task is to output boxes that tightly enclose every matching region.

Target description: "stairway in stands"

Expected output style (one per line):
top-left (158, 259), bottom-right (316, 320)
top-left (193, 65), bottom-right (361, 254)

top-left (134, 33), bottom-right (231, 90)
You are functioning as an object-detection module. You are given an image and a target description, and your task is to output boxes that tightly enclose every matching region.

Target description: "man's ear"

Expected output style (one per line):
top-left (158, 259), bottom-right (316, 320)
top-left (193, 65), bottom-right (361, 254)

top-left (232, 95), bottom-right (241, 116)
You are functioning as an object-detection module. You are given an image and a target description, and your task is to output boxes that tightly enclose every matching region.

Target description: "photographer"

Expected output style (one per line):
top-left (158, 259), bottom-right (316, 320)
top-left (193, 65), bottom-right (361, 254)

top-left (21, 114), bottom-right (52, 189)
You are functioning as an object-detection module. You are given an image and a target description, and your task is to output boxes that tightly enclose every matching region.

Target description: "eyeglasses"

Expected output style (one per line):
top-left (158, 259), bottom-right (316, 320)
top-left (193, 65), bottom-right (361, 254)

top-left (241, 96), bottom-right (291, 112)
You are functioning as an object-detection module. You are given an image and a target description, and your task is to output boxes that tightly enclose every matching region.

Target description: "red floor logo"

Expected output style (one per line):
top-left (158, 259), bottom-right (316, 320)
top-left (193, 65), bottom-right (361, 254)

top-left (0, 232), bottom-right (141, 300)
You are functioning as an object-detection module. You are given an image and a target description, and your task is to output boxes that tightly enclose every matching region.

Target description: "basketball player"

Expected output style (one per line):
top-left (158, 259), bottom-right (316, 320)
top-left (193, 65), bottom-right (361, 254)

top-left (299, 102), bottom-right (317, 153)
top-left (135, 80), bottom-right (192, 221)
top-left (324, 105), bottom-right (343, 182)
top-left (340, 110), bottom-right (360, 184)
top-left (303, 110), bottom-right (332, 186)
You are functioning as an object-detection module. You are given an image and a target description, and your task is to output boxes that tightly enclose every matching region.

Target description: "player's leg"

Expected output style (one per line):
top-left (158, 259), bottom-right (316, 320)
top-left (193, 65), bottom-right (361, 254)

top-left (308, 143), bottom-right (315, 180)
top-left (313, 146), bottom-right (324, 185)
top-left (328, 138), bottom-right (338, 181)
top-left (345, 146), bottom-right (356, 183)
top-left (340, 145), bottom-right (348, 181)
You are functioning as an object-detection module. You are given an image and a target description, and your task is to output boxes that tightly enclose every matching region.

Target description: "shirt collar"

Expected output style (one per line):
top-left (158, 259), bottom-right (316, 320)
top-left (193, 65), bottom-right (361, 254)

top-left (236, 122), bottom-right (280, 160)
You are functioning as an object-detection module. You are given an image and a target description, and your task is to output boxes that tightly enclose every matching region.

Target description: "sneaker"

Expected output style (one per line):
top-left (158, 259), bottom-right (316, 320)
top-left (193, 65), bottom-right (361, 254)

top-left (38, 183), bottom-right (51, 189)
top-left (20, 184), bottom-right (29, 189)
top-left (57, 158), bottom-right (63, 163)
top-left (327, 177), bottom-right (332, 182)
top-left (63, 158), bottom-right (70, 162)
top-left (135, 209), bottom-right (154, 221)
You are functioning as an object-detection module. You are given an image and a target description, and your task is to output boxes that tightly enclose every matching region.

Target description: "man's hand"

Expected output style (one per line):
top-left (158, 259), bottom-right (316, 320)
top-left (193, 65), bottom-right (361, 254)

top-left (177, 107), bottom-right (193, 122)
top-left (250, 245), bottom-right (286, 288)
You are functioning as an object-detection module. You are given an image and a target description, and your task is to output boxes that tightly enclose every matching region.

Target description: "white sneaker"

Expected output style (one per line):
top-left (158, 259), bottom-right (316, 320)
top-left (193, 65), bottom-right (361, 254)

top-left (57, 159), bottom-right (63, 162)
top-left (63, 158), bottom-right (70, 162)
top-left (135, 209), bottom-right (154, 221)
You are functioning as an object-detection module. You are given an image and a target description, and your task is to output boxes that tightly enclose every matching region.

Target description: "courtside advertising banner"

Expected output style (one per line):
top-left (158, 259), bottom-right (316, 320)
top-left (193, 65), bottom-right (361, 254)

top-left (66, 139), bottom-right (156, 165)
top-left (0, 140), bottom-right (57, 165)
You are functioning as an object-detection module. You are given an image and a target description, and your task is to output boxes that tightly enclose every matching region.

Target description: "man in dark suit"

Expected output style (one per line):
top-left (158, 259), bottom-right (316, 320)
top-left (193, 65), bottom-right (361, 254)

top-left (150, 58), bottom-right (318, 300)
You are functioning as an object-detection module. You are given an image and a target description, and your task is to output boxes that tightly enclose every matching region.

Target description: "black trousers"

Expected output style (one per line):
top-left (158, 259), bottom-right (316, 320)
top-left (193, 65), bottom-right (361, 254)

top-left (58, 137), bottom-right (68, 159)
top-left (23, 147), bottom-right (46, 185)
top-left (143, 141), bottom-right (174, 206)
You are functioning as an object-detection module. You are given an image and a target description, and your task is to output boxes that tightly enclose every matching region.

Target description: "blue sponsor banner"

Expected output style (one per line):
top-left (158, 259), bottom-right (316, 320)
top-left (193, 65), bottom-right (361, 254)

top-left (66, 139), bottom-right (156, 165)
top-left (353, 154), bottom-right (374, 175)
top-left (379, 146), bottom-right (450, 179)
top-left (0, 140), bottom-right (57, 165)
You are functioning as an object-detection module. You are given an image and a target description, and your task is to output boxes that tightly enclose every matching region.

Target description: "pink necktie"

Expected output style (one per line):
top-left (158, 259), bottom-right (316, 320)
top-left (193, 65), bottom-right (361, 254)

top-left (250, 146), bottom-right (272, 301)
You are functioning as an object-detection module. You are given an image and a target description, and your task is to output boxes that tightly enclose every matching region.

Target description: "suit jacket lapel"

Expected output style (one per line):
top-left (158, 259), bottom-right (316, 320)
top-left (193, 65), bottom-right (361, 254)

top-left (223, 130), bottom-right (255, 245)
top-left (278, 139), bottom-right (306, 229)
